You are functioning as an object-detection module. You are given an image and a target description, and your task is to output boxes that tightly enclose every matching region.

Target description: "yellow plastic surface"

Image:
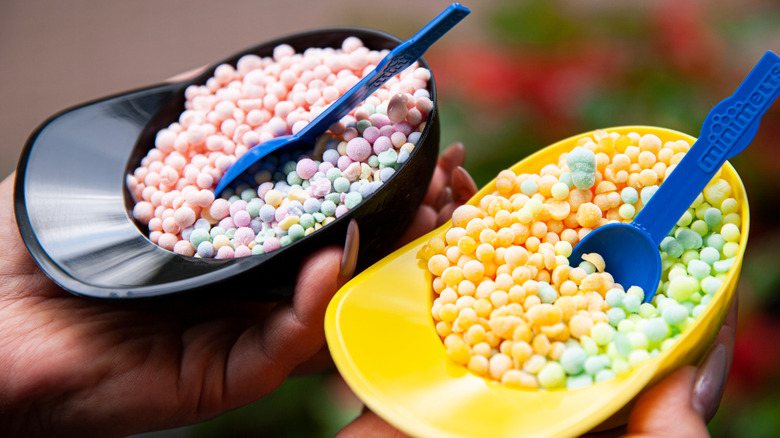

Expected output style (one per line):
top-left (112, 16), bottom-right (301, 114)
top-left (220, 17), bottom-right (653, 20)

top-left (325, 126), bottom-right (749, 438)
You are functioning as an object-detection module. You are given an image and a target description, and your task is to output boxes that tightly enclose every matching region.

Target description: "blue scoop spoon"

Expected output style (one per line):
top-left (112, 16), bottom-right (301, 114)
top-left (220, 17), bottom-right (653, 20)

top-left (570, 50), bottom-right (780, 303)
top-left (214, 3), bottom-right (470, 195)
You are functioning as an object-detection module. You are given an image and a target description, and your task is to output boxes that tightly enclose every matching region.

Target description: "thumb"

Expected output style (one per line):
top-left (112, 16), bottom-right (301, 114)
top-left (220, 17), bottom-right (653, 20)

top-left (624, 366), bottom-right (710, 437)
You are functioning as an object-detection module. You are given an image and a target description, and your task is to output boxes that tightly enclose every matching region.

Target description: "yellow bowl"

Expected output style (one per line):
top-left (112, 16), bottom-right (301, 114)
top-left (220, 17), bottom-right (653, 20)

top-left (325, 126), bottom-right (749, 438)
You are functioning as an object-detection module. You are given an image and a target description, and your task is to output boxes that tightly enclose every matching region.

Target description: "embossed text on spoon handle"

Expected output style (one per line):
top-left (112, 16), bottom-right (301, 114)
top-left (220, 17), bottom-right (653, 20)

top-left (295, 3), bottom-right (470, 141)
top-left (633, 51), bottom-right (780, 244)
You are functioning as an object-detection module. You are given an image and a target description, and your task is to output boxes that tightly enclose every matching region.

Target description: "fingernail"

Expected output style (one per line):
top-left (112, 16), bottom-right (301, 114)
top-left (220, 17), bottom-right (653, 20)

top-left (451, 166), bottom-right (478, 203)
top-left (339, 219), bottom-right (359, 282)
top-left (164, 65), bottom-right (209, 83)
top-left (439, 143), bottom-right (466, 172)
top-left (434, 186), bottom-right (453, 210)
top-left (692, 343), bottom-right (728, 422)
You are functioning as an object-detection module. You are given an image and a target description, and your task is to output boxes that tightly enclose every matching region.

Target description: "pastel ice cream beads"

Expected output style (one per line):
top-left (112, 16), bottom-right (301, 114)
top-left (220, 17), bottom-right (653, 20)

top-left (419, 129), bottom-right (742, 390)
top-left (127, 37), bottom-right (433, 259)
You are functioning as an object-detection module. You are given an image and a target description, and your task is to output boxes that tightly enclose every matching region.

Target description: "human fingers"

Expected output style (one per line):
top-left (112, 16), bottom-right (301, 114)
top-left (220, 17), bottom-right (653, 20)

top-left (339, 219), bottom-right (360, 285)
top-left (0, 173), bottom-right (35, 273)
top-left (435, 165), bottom-right (478, 226)
top-left (691, 293), bottom-right (738, 422)
top-left (423, 143), bottom-right (466, 207)
top-left (292, 219), bottom-right (360, 376)
top-left (451, 165), bottom-right (479, 204)
top-left (221, 220), bottom-right (359, 405)
top-left (624, 366), bottom-right (709, 437)
top-left (437, 142), bottom-right (466, 176)
top-left (336, 408), bottom-right (410, 438)
top-left (396, 150), bottom-right (476, 247)
top-left (0, 173), bottom-right (62, 303)
top-left (622, 294), bottom-right (738, 437)
top-left (163, 65), bottom-right (209, 83)
top-left (395, 204), bottom-right (438, 249)
top-left (394, 144), bottom-right (468, 247)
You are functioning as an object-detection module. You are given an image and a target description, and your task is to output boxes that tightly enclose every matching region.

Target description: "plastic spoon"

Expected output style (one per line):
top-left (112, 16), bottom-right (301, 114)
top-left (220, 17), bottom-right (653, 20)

top-left (570, 50), bottom-right (780, 302)
top-left (15, 27), bottom-right (443, 299)
top-left (214, 3), bottom-right (470, 195)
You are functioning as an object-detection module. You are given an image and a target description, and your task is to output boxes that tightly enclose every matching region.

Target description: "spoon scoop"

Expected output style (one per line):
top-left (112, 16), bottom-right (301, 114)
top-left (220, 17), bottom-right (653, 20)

top-left (214, 3), bottom-right (470, 195)
top-left (570, 50), bottom-right (780, 302)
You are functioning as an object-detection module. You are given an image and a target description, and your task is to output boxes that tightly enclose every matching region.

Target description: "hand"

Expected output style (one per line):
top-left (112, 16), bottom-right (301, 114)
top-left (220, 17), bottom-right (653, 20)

top-left (336, 294), bottom-right (738, 438)
top-left (0, 142), bottom-right (475, 437)
top-left (619, 294), bottom-right (737, 438)
top-left (397, 142), bottom-right (477, 245)
top-left (0, 172), bottom-right (346, 437)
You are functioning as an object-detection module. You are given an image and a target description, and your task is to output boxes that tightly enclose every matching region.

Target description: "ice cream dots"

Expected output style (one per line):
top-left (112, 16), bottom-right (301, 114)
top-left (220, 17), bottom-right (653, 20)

top-left (419, 129), bottom-right (743, 390)
top-left (129, 38), bottom-right (434, 258)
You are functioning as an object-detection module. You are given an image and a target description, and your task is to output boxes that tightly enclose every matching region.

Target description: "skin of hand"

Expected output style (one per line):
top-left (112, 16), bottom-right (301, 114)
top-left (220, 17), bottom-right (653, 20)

top-left (621, 294), bottom-right (737, 438)
top-left (0, 170), bottom-right (344, 437)
top-left (337, 294), bottom-right (738, 438)
top-left (0, 142), bottom-right (473, 438)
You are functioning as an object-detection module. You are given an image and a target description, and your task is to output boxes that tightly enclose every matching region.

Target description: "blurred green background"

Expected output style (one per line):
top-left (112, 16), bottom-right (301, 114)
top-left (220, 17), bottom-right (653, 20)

top-left (3, 0), bottom-right (780, 436)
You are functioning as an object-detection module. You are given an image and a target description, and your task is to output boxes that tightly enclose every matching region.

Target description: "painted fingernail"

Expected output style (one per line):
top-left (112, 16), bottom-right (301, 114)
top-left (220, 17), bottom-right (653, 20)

top-left (165, 66), bottom-right (209, 83)
top-left (434, 186), bottom-right (453, 210)
top-left (339, 219), bottom-right (360, 282)
top-left (451, 166), bottom-right (478, 203)
top-left (692, 343), bottom-right (728, 422)
top-left (439, 143), bottom-right (466, 172)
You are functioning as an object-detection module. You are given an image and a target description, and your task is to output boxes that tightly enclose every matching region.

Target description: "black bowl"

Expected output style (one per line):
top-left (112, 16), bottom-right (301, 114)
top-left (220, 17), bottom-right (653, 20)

top-left (14, 27), bottom-right (440, 300)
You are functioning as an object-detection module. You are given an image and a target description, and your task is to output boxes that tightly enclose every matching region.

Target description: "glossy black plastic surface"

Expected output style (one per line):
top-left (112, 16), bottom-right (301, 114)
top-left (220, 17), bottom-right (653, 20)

top-left (14, 28), bottom-right (440, 300)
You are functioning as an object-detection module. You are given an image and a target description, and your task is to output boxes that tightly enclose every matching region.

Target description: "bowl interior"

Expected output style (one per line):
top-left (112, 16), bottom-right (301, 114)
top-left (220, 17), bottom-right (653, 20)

top-left (14, 27), bottom-right (440, 299)
top-left (325, 126), bottom-right (748, 438)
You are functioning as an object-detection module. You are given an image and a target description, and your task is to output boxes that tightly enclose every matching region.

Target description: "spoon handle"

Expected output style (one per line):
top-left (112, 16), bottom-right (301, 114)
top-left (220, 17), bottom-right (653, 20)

top-left (295, 3), bottom-right (470, 141)
top-left (633, 50), bottom-right (780, 244)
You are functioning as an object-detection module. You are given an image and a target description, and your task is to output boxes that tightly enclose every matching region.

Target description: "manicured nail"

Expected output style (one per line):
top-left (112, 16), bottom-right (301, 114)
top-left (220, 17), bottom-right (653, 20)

top-left (339, 219), bottom-right (359, 282)
top-left (164, 65), bottom-right (209, 83)
top-left (451, 166), bottom-right (478, 203)
top-left (439, 143), bottom-right (466, 173)
top-left (435, 186), bottom-right (453, 210)
top-left (692, 343), bottom-right (728, 422)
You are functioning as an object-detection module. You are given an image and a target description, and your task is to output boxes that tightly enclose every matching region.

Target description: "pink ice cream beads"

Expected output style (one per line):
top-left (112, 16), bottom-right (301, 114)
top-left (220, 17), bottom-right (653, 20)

top-left (128, 37), bottom-right (434, 259)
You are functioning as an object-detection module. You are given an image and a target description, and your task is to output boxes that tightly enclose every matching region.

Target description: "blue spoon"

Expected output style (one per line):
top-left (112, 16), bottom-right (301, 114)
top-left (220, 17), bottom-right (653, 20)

top-left (214, 3), bottom-right (470, 195)
top-left (570, 50), bottom-right (780, 303)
